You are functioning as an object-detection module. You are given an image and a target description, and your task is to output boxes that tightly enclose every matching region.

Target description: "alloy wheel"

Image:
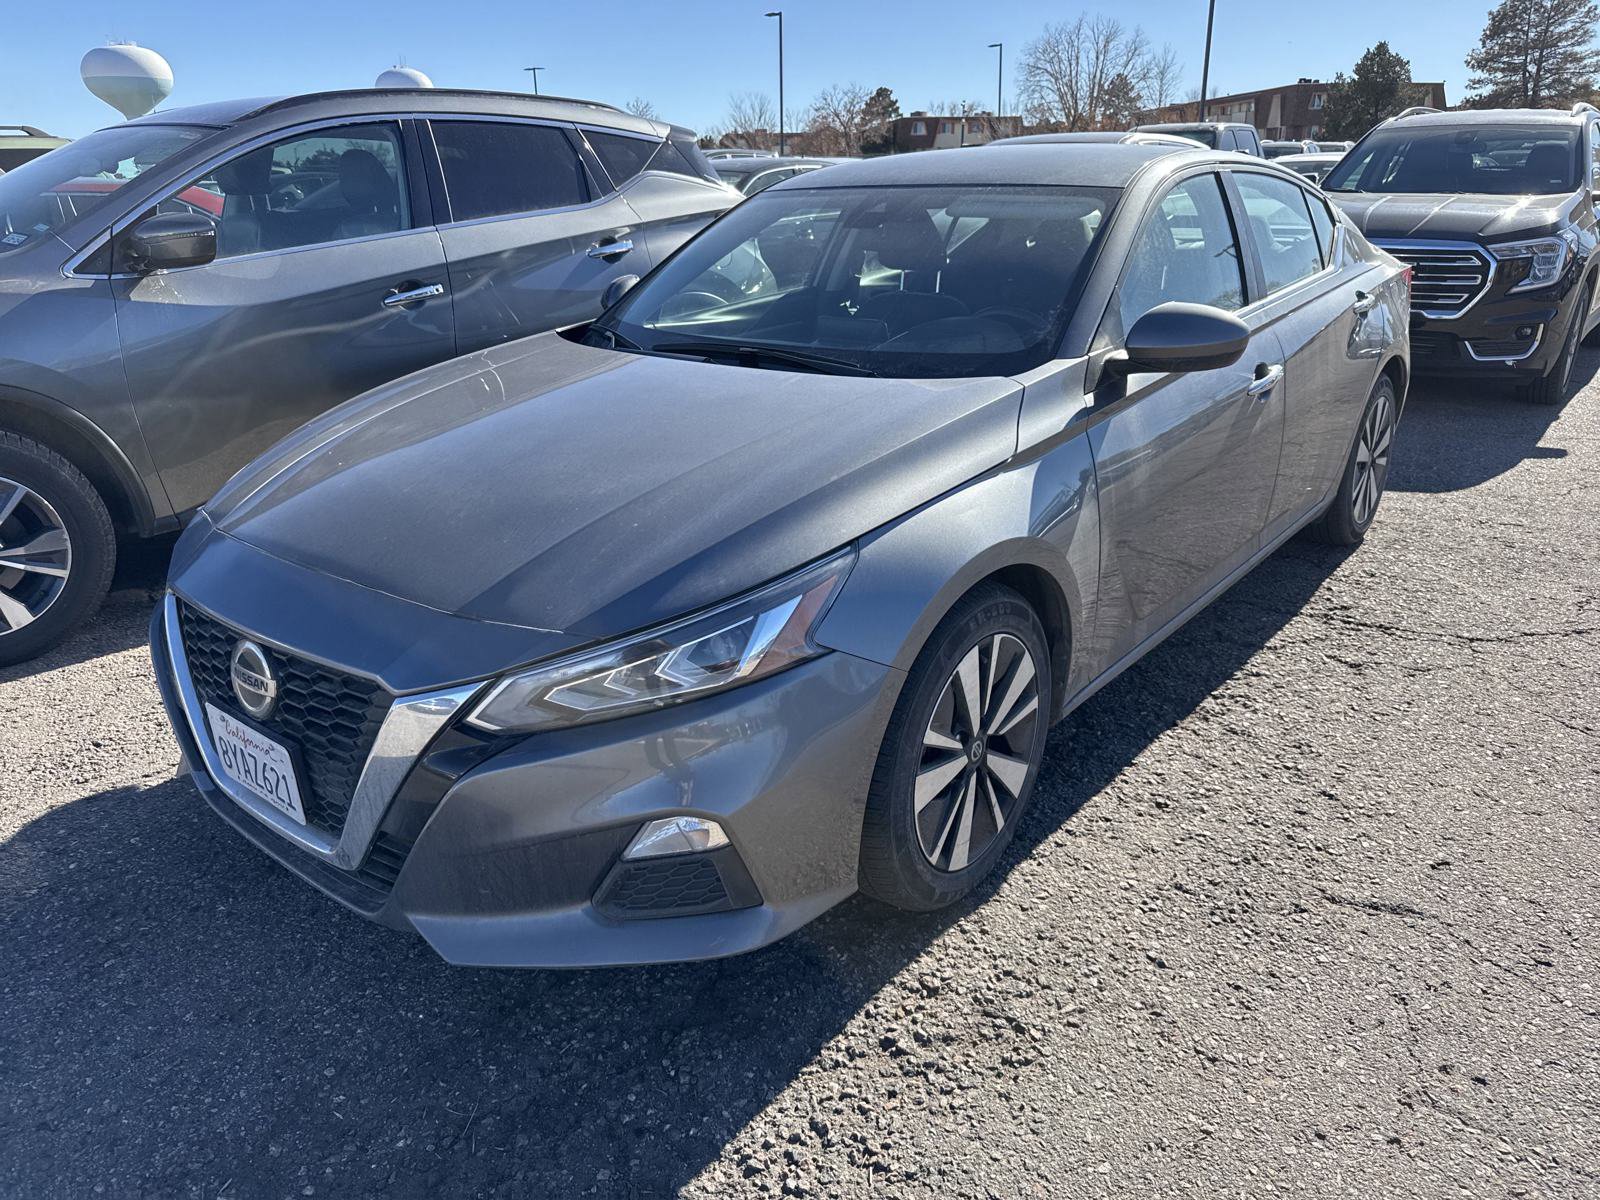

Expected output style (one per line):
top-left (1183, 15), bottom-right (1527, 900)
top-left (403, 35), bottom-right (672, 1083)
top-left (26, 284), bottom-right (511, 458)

top-left (0, 478), bottom-right (73, 635)
top-left (1351, 389), bottom-right (1395, 528)
top-left (914, 633), bottom-right (1041, 873)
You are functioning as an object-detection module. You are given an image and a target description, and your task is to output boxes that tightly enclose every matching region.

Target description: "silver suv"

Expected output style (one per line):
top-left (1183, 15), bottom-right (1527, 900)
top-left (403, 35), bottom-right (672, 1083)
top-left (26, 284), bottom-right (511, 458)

top-left (0, 88), bottom-right (736, 665)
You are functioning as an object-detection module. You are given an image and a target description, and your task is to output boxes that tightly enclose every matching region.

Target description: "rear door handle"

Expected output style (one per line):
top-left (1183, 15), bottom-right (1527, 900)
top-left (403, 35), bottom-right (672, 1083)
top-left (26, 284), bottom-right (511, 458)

top-left (1246, 363), bottom-right (1284, 397)
top-left (382, 282), bottom-right (446, 308)
top-left (587, 238), bottom-right (633, 260)
top-left (1352, 291), bottom-right (1378, 315)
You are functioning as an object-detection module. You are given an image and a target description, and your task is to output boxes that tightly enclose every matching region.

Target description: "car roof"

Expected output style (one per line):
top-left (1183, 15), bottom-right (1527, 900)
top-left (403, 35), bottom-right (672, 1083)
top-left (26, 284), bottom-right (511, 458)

top-left (714, 155), bottom-right (832, 173)
top-left (771, 142), bottom-right (1214, 190)
top-left (998, 131), bottom-right (1203, 147)
top-left (121, 89), bottom-right (666, 137)
top-left (1392, 107), bottom-right (1587, 129)
top-left (1277, 152), bottom-right (1344, 163)
top-left (1139, 121), bottom-right (1254, 132)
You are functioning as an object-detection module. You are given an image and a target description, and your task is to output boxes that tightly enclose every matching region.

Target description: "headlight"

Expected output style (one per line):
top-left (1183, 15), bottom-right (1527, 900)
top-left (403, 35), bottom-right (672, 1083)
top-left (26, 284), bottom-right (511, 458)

top-left (465, 550), bottom-right (855, 733)
top-left (1489, 230), bottom-right (1578, 293)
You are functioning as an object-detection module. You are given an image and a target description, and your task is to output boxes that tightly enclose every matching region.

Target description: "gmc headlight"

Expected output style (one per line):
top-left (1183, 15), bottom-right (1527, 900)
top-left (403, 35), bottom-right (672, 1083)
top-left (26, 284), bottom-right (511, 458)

top-left (1490, 230), bottom-right (1578, 293)
top-left (465, 550), bottom-right (855, 733)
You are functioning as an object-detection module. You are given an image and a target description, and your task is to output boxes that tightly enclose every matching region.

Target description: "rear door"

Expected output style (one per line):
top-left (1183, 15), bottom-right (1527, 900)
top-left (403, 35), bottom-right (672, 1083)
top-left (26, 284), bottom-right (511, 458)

top-left (1228, 170), bottom-right (1384, 537)
top-left (427, 118), bottom-right (650, 355)
top-left (112, 118), bottom-right (456, 514)
top-left (1088, 170), bottom-right (1286, 657)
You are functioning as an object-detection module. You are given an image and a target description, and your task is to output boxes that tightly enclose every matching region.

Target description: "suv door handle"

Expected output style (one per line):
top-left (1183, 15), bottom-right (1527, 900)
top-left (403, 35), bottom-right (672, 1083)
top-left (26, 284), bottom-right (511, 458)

top-left (1246, 363), bottom-right (1284, 397)
top-left (382, 282), bottom-right (446, 308)
top-left (1352, 291), bottom-right (1378, 315)
top-left (587, 238), bottom-right (633, 260)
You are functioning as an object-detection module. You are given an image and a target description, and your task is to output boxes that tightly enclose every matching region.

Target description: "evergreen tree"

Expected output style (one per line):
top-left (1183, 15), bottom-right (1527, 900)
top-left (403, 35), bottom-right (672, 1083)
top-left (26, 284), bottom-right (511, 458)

top-left (1465, 0), bottom-right (1600, 108)
top-left (1320, 43), bottom-right (1429, 140)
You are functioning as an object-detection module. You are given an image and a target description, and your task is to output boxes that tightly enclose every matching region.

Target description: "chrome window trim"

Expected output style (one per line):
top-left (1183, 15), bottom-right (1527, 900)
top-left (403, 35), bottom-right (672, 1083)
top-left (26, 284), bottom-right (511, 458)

top-left (1372, 237), bottom-right (1497, 319)
top-left (62, 232), bottom-right (111, 279)
top-left (161, 592), bottom-right (484, 870)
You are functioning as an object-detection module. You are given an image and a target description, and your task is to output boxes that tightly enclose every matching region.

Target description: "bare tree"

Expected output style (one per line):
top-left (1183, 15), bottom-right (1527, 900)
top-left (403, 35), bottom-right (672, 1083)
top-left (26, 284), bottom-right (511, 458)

top-left (722, 91), bottom-right (779, 149)
top-left (625, 97), bottom-right (660, 122)
top-left (1145, 44), bottom-right (1184, 108)
top-left (1018, 14), bottom-right (1163, 130)
top-left (804, 83), bottom-right (873, 155)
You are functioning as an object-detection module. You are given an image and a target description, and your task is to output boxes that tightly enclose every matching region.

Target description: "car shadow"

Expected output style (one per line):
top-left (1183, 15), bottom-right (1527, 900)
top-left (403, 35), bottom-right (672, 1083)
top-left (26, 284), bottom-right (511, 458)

top-left (0, 538), bottom-right (1351, 1198)
top-left (1387, 346), bottom-right (1596, 494)
top-left (0, 534), bottom-right (173, 683)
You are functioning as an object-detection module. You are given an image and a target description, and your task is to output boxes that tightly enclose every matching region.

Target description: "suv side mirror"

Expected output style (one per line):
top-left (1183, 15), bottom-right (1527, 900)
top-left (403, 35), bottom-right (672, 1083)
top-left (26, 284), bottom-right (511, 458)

top-left (1107, 302), bottom-right (1251, 376)
top-left (602, 274), bottom-right (641, 309)
top-left (122, 211), bottom-right (218, 273)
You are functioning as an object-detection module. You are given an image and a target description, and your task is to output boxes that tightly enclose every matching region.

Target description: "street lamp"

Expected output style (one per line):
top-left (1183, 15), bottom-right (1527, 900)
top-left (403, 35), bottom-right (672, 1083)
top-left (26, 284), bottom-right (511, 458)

top-left (1199, 0), bottom-right (1216, 121)
top-left (989, 42), bottom-right (1003, 121)
top-left (765, 10), bottom-right (785, 156)
top-left (523, 65), bottom-right (544, 96)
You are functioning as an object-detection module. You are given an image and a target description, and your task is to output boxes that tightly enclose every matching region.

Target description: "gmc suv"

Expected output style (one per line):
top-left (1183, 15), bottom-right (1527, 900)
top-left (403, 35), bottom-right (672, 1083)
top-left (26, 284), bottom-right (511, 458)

top-left (1323, 104), bottom-right (1600, 404)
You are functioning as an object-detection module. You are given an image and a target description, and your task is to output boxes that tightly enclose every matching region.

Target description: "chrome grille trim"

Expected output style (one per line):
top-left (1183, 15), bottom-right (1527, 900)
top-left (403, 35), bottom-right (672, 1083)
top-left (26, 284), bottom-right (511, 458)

top-left (1373, 239), bottom-right (1496, 320)
top-left (163, 593), bottom-right (485, 869)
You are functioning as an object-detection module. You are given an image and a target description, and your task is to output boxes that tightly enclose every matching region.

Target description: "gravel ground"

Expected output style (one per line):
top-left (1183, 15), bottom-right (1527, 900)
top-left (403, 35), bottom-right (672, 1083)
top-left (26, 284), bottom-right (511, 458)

top-left (2, 360), bottom-right (1597, 1200)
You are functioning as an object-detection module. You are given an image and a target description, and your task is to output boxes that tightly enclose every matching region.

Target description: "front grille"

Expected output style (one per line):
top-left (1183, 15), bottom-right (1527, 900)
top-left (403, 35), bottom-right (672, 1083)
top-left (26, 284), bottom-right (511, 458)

top-left (179, 602), bottom-right (393, 836)
top-left (1409, 330), bottom-right (1460, 359)
top-left (1376, 241), bottom-right (1493, 317)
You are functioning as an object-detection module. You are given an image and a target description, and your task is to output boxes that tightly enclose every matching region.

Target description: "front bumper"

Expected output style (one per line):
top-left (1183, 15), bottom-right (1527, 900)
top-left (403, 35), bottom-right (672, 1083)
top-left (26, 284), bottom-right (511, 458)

top-left (151, 594), bottom-right (901, 968)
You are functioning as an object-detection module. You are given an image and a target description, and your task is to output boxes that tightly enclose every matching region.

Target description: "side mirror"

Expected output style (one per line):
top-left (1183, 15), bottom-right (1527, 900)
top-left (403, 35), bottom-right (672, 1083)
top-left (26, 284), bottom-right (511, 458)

top-left (122, 211), bottom-right (218, 273)
top-left (1108, 302), bottom-right (1250, 377)
top-left (602, 273), bottom-right (641, 309)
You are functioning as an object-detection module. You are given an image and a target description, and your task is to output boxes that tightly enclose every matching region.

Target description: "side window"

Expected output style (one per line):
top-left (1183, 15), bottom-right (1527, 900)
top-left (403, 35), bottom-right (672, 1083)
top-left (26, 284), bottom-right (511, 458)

top-left (649, 136), bottom-right (714, 181)
top-left (1242, 129), bottom-right (1262, 156)
top-left (1590, 122), bottom-right (1600, 189)
top-left (431, 121), bottom-right (590, 222)
top-left (1303, 189), bottom-right (1337, 264)
top-left (1234, 173), bottom-right (1325, 292)
top-left (1118, 174), bottom-right (1246, 331)
top-left (585, 130), bottom-right (658, 189)
top-left (204, 123), bottom-right (409, 260)
top-left (1220, 129), bottom-right (1238, 152)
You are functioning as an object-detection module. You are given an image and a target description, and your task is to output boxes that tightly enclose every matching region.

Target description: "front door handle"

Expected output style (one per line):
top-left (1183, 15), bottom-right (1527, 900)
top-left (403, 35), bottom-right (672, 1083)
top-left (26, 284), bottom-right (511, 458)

top-left (1352, 291), bottom-right (1378, 315)
top-left (382, 282), bottom-right (446, 308)
top-left (587, 238), bottom-right (633, 260)
top-left (1246, 363), bottom-right (1284, 397)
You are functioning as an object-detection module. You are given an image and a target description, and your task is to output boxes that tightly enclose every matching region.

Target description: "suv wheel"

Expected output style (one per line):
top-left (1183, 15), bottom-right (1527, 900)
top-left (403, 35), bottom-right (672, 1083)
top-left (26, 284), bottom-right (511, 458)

top-left (858, 584), bottom-right (1052, 911)
top-left (0, 433), bottom-right (116, 668)
top-left (1521, 286), bottom-right (1590, 406)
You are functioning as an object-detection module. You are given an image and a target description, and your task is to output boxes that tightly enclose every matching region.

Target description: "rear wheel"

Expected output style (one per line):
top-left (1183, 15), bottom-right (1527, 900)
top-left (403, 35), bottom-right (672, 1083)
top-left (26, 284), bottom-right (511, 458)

top-left (858, 584), bottom-right (1052, 911)
top-left (1306, 375), bottom-right (1397, 547)
top-left (0, 433), bottom-right (116, 668)
top-left (1522, 287), bottom-right (1589, 406)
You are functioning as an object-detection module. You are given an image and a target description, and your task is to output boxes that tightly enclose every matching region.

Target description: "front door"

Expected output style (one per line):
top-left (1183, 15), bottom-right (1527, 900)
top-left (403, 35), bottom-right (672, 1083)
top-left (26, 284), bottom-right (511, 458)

top-left (1089, 171), bottom-right (1286, 658)
top-left (112, 120), bottom-right (455, 514)
top-left (427, 119), bottom-right (651, 355)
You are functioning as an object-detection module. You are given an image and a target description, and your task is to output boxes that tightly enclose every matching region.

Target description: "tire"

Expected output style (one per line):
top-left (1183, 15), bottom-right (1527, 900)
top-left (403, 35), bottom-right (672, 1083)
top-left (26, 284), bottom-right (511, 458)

top-left (1306, 374), bottom-right (1398, 547)
top-left (858, 583), bottom-right (1053, 912)
top-left (0, 432), bottom-right (116, 668)
top-left (1522, 287), bottom-right (1589, 406)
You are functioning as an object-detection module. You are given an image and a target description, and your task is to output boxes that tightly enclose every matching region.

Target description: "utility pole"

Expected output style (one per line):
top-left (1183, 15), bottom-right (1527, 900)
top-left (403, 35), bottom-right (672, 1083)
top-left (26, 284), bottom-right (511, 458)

top-left (989, 42), bottom-right (1003, 123)
top-left (1198, 0), bottom-right (1216, 121)
top-left (765, 11), bottom-right (785, 155)
top-left (523, 66), bottom-right (544, 96)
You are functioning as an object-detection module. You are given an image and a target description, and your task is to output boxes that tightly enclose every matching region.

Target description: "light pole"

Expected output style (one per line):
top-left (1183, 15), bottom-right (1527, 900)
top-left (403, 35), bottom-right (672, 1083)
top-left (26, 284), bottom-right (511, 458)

top-left (765, 10), bottom-right (785, 156)
top-left (523, 66), bottom-right (544, 96)
top-left (989, 42), bottom-right (1003, 120)
top-left (1198, 0), bottom-right (1216, 121)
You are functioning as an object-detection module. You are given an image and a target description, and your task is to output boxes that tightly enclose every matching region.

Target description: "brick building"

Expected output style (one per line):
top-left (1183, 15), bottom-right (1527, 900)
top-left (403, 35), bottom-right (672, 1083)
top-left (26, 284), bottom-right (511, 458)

top-left (1138, 78), bottom-right (1448, 140)
top-left (889, 112), bottom-right (1023, 153)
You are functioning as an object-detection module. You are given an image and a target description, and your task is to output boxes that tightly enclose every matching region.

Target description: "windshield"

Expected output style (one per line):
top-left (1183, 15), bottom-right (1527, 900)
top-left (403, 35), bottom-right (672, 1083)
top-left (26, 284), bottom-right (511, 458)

top-left (1324, 126), bottom-right (1579, 195)
top-left (592, 184), bottom-right (1118, 379)
top-left (1157, 128), bottom-right (1217, 148)
top-left (0, 123), bottom-right (210, 252)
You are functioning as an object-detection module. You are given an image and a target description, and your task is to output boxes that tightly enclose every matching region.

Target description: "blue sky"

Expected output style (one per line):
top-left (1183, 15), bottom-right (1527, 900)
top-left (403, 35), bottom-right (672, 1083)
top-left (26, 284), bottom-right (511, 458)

top-left (4, 0), bottom-right (1489, 138)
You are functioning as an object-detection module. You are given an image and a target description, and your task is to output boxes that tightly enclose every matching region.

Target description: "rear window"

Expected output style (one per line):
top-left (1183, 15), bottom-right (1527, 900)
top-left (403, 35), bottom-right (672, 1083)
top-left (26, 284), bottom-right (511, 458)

top-left (650, 136), bottom-right (717, 181)
top-left (586, 130), bottom-right (658, 188)
top-left (1325, 125), bottom-right (1580, 195)
top-left (432, 121), bottom-right (590, 221)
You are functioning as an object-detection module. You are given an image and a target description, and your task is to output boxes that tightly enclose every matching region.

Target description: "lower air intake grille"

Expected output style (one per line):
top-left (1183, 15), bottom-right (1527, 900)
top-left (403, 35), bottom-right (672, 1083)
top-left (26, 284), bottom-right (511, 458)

top-left (178, 601), bottom-right (393, 836)
top-left (595, 856), bottom-right (735, 919)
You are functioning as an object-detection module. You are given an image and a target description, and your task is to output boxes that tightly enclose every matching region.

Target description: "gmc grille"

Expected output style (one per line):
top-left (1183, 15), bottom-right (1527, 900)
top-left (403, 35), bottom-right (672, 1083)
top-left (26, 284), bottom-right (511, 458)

top-left (1374, 241), bottom-right (1493, 318)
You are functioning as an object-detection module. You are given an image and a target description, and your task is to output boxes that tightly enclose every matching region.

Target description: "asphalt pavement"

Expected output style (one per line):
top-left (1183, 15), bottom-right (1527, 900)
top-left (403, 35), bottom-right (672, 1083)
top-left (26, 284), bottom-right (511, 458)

top-left (2, 359), bottom-right (1597, 1199)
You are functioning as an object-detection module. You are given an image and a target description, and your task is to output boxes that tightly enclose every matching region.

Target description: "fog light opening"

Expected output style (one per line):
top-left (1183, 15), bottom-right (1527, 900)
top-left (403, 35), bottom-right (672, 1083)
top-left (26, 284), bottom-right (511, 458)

top-left (624, 816), bottom-right (730, 860)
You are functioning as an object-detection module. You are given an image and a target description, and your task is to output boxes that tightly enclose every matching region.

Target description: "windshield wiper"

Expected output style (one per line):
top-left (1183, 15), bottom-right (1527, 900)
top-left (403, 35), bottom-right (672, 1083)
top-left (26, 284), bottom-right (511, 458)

top-left (649, 340), bottom-right (878, 377)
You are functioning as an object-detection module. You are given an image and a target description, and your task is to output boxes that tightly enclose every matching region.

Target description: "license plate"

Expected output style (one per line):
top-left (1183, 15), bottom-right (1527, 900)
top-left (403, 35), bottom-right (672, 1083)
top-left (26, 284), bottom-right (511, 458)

top-left (205, 702), bottom-right (307, 825)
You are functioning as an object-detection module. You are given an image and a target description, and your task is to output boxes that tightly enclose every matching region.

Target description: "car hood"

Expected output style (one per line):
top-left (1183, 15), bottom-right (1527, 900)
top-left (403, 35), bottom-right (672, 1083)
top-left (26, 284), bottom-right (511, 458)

top-left (209, 332), bottom-right (1023, 645)
top-left (1330, 192), bottom-right (1573, 241)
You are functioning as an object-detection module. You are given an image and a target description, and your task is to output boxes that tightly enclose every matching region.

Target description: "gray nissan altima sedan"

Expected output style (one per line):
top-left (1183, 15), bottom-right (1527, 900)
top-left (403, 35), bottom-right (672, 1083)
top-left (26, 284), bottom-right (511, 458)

top-left (151, 143), bottom-right (1410, 967)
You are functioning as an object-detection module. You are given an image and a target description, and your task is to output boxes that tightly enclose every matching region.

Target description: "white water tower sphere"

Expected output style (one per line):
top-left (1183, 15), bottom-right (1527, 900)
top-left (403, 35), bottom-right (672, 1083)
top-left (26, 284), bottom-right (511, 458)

top-left (375, 67), bottom-right (434, 89)
top-left (81, 43), bottom-right (174, 120)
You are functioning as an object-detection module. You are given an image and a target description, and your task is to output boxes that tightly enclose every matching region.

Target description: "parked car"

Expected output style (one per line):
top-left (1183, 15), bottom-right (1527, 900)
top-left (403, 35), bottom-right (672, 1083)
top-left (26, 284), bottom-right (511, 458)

top-left (0, 88), bottom-right (737, 665)
top-left (151, 141), bottom-right (1409, 968)
top-left (1134, 121), bottom-right (1265, 156)
top-left (1312, 140), bottom-right (1354, 153)
top-left (997, 131), bottom-right (1206, 148)
top-left (703, 148), bottom-right (777, 161)
top-left (1276, 151), bottom-right (1346, 184)
top-left (1323, 103), bottom-right (1600, 404)
top-left (1263, 139), bottom-right (1317, 158)
top-left (713, 155), bottom-right (835, 195)
top-left (0, 125), bottom-right (70, 172)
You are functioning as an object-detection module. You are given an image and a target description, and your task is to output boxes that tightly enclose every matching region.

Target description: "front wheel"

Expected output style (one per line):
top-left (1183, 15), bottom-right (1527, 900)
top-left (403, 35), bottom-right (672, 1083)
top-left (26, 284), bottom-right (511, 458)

top-left (1306, 375), bottom-right (1398, 547)
top-left (1522, 288), bottom-right (1589, 406)
top-left (858, 584), bottom-right (1052, 912)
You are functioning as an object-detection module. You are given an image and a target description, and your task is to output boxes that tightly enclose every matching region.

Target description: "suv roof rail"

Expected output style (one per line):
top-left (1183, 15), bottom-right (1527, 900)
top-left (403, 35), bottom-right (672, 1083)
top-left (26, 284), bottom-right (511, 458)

top-left (1392, 106), bottom-right (1442, 121)
top-left (1572, 102), bottom-right (1599, 117)
top-left (0, 124), bottom-right (52, 137)
top-left (243, 88), bottom-right (630, 122)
